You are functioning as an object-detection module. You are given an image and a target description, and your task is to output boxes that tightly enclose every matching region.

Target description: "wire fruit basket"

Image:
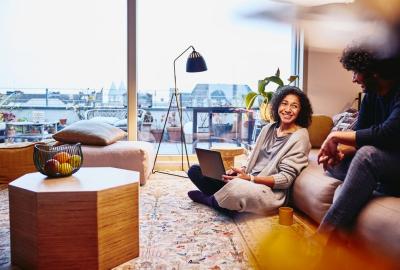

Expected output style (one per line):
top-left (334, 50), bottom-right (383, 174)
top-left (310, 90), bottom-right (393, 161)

top-left (33, 143), bottom-right (83, 178)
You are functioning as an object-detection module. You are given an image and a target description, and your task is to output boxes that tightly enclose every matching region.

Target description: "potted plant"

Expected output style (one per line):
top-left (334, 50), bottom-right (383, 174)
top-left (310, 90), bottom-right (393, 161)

top-left (150, 115), bottom-right (165, 143)
top-left (141, 110), bottom-right (153, 132)
top-left (166, 111), bottom-right (182, 142)
top-left (244, 68), bottom-right (298, 122)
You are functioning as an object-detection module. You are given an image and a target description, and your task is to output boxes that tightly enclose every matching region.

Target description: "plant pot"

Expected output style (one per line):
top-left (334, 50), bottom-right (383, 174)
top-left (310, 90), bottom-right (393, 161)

top-left (167, 126), bottom-right (182, 142)
top-left (259, 102), bottom-right (272, 122)
top-left (150, 129), bottom-right (164, 142)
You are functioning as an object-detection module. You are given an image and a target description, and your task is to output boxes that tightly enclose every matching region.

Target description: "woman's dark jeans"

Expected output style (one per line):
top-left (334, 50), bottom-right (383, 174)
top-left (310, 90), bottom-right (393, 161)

top-left (187, 165), bottom-right (225, 196)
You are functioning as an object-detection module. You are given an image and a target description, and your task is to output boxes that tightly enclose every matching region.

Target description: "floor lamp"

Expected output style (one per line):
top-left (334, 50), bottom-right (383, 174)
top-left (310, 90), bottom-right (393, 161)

top-left (152, 46), bottom-right (207, 178)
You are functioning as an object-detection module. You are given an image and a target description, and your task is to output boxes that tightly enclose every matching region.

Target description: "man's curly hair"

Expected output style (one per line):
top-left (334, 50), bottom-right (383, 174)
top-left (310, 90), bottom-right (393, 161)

top-left (270, 85), bottom-right (313, 128)
top-left (340, 44), bottom-right (400, 80)
top-left (340, 45), bottom-right (375, 73)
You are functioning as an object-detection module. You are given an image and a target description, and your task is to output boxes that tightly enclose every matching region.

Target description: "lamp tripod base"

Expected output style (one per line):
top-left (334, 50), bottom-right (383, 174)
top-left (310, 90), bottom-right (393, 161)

top-left (152, 169), bottom-right (189, 178)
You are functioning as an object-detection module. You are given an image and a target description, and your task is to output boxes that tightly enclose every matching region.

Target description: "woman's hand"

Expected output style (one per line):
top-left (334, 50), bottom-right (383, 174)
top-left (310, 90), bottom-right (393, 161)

top-left (222, 167), bottom-right (250, 182)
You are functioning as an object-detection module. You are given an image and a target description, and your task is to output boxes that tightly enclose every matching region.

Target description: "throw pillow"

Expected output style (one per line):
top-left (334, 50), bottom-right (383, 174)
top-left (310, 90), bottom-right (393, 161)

top-left (331, 108), bottom-right (358, 131)
top-left (53, 120), bottom-right (127, 146)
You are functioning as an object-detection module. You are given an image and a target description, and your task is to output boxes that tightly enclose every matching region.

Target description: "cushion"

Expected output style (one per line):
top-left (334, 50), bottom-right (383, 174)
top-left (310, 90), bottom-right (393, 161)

top-left (53, 120), bottom-right (127, 146)
top-left (354, 197), bottom-right (400, 260)
top-left (332, 108), bottom-right (358, 131)
top-left (307, 115), bottom-right (334, 148)
top-left (292, 149), bottom-right (342, 223)
top-left (81, 141), bottom-right (155, 185)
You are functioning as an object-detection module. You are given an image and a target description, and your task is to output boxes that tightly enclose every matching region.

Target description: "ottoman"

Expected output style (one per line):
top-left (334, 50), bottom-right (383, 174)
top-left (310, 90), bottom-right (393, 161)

top-left (81, 141), bottom-right (155, 185)
top-left (0, 141), bottom-right (47, 184)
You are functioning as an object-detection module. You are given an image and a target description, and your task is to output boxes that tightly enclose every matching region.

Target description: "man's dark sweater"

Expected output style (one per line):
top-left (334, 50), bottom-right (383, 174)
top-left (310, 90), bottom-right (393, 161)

top-left (356, 86), bottom-right (400, 150)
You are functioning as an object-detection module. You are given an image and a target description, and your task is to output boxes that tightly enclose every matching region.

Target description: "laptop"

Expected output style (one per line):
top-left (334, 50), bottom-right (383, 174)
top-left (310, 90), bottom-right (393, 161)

top-left (195, 148), bottom-right (227, 181)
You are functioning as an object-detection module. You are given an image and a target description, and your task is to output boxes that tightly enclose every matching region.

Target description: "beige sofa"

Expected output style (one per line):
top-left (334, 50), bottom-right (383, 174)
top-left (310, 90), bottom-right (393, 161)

top-left (294, 115), bottom-right (400, 263)
top-left (0, 140), bottom-right (154, 186)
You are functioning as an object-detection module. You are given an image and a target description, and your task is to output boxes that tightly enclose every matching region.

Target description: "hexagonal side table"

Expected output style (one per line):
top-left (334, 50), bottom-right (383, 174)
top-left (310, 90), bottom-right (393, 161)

top-left (8, 167), bottom-right (139, 270)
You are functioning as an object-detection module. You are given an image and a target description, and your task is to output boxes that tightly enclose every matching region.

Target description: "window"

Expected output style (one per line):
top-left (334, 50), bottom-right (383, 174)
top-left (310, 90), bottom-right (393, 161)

top-left (137, 0), bottom-right (293, 154)
top-left (0, 0), bottom-right (127, 143)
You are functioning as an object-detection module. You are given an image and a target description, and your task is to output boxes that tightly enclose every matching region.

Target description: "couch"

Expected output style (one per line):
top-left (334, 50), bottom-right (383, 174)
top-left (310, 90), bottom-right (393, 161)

top-left (294, 115), bottom-right (400, 263)
top-left (0, 140), bottom-right (154, 186)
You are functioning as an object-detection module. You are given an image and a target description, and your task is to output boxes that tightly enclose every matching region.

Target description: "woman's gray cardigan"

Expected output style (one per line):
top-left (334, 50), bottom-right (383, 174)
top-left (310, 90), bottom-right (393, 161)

top-left (214, 122), bottom-right (311, 215)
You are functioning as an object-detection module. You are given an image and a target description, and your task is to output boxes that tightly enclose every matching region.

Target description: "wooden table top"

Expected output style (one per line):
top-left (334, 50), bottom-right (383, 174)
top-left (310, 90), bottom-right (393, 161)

top-left (9, 167), bottom-right (139, 193)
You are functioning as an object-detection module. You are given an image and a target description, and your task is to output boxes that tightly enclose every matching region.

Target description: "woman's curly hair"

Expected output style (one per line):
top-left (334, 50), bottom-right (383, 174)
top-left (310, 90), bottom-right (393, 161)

top-left (270, 86), bottom-right (313, 128)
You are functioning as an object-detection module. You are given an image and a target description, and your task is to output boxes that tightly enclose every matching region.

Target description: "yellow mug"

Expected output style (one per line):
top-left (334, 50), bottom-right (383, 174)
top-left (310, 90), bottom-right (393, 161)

top-left (279, 207), bottom-right (294, 226)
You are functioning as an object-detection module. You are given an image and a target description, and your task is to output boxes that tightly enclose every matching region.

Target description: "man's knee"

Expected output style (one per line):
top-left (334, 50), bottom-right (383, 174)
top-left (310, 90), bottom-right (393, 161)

top-left (354, 146), bottom-right (380, 164)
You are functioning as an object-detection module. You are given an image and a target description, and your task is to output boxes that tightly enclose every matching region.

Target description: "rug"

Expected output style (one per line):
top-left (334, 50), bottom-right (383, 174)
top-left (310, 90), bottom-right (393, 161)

top-left (0, 172), bottom-right (313, 270)
top-left (114, 172), bottom-right (253, 269)
top-left (0, 173), bottom-right (253, 269)
top-left (0, 188), bottom-right (9, 266)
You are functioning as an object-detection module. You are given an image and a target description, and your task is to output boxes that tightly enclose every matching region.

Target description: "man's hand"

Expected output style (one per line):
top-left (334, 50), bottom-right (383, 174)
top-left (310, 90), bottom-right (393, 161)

top-left (317, 131), bottom-right (357, 171)
top-left (318, 133), bottom-right (340, 171)
top-left (222, 167), bottom-right (249, 182)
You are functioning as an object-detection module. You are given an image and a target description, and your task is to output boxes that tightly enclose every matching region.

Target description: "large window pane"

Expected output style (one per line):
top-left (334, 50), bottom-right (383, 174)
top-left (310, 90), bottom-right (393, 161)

top-left (137, 0), bottom-right (293, 154)
top-left (0, 0), bottom-right (126, 143)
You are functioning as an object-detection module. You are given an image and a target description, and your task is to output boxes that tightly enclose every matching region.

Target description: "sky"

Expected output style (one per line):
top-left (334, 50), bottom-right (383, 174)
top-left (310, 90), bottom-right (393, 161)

top-left (0, 0), bottom-right (292, 96)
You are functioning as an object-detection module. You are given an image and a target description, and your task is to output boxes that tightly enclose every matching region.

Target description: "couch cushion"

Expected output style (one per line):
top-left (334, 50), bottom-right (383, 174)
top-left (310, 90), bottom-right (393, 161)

top-left (81, 140), bottom-right (155, 185)
top-left (307, 115), bottom-right (333, 148)
top-left (293, 149), bottom-right (342, 223)
top-left (354, 196), bottom-right (400, 260)
top-left (53, 120), bottom-right (127, 146)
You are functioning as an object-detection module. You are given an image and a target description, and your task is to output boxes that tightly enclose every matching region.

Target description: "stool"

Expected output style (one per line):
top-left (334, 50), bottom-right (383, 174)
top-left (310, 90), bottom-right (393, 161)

top-left (211, 146), bottom-right (246, 169)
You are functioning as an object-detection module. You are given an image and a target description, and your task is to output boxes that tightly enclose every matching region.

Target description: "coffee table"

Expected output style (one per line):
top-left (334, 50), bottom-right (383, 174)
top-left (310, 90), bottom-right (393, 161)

top-left (8, 167), bottom-right (139, 270)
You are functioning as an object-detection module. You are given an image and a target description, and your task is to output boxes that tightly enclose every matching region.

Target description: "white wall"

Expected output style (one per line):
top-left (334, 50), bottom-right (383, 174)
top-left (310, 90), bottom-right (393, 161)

top-left (303, 48), bottom-right (361, 116)
top-left (303, 47), bottom-right (360, 117)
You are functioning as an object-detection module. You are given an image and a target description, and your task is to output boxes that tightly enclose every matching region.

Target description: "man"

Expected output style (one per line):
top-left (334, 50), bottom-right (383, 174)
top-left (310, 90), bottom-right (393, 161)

top-left (317, 45), bottom-right (400, 237)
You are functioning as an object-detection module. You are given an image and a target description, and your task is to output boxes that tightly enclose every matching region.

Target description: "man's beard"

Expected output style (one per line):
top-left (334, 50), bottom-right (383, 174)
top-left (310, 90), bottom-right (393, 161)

top-left (363, 77), bottom-right (379, 94)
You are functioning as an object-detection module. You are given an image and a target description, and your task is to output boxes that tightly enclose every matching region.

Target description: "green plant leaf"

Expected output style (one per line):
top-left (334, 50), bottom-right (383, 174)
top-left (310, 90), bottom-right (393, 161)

top-left (245, 92), bottom-right (258, 109)
top-left (275, 68), bottom-right (280, 77)
top-left (258, 80), bottom-right (267, 95)
top-left (266, 91), bottom-right (274, 102)
top-left (264, 76), bottom-right (284, 87)
top-left (288, 75), bottom-right (299, 84)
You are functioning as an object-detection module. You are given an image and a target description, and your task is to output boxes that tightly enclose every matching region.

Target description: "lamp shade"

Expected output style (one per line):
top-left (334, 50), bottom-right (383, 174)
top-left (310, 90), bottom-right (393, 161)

top-left (186, 50), bottom-right (207, 72)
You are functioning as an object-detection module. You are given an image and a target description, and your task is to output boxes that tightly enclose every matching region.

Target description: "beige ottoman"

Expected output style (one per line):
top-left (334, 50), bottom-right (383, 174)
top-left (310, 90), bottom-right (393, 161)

top-left (81, 141), bottom-right (155, 185)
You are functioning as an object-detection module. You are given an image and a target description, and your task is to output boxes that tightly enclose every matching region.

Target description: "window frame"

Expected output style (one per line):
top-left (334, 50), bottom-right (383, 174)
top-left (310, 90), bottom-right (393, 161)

top-left (127, 0), bottom-right (303, 142)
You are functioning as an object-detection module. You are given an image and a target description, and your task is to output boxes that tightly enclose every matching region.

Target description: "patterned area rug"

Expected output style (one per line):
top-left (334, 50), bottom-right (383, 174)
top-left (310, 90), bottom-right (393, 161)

top-left (0, 188), bottom-right (9, 266)
top-left (114, 172), bottom-right (253, 269)
top-left (0, 173), bottom-right (253, 269)
top-left (0, 172), bottom-right (312, 269)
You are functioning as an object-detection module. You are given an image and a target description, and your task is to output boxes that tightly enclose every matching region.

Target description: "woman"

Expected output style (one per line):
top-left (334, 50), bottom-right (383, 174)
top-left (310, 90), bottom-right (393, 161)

top-left (187, 86), bottom-right (313, 216)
